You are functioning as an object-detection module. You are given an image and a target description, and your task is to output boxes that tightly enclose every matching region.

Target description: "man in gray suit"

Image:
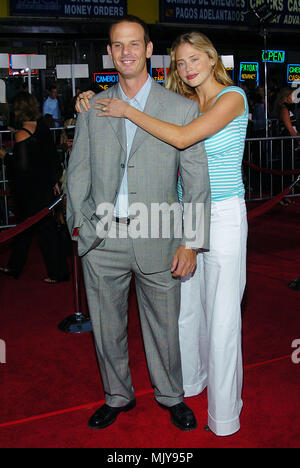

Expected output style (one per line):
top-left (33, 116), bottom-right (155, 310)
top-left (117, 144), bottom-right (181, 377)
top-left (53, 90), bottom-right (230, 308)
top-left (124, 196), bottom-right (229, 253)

top-left (67, 15), bottom-right (210, 431)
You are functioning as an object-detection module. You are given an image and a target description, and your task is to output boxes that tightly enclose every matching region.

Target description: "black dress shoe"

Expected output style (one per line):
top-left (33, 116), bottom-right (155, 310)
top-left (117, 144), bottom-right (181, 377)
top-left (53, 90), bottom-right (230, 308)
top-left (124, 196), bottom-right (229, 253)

top-left (159, 402), bottom-right (197, 431)
top-left (88, 399), bottom-right (136, 430)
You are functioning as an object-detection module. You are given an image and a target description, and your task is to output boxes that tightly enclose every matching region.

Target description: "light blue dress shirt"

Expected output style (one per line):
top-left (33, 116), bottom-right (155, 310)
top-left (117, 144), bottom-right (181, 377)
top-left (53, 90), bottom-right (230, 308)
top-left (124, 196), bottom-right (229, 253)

top-left (114, 75), bottom-right (152, 218)
top-left (43, 97), bottom-right (61, 128)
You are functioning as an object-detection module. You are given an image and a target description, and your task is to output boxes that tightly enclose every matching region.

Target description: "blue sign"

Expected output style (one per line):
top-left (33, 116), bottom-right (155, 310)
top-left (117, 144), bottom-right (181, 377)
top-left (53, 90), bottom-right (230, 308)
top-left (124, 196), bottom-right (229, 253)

top-left (94, 72), bottom-right (119, 90)
top-left (160, 1), bottom-right (300, 29)
top-left (11, 0), bottom-right (127, 18)
top-left (239, 62), bottom-right (259, 84)
top-left (287, 64), bottom-right (300, 84)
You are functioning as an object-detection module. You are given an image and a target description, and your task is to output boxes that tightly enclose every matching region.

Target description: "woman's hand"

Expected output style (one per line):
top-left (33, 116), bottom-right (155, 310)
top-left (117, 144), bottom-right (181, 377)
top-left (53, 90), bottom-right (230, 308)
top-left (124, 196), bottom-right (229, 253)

top-left (53, 183), bottom-right (61, 196)
top-left (171, 246), bottom-right (197, 278)
top-left (75, 91), bottom-right (95, 113)
top-left (94, 98), bottom-right (130, 119)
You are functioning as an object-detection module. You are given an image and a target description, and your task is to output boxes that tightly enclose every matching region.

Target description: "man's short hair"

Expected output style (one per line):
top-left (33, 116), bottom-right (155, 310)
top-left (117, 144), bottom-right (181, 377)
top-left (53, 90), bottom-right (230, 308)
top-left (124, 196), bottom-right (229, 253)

top-left (108, 15), bottom-right (151, 47)
top-left (48, 84), bottom-right (58, 92)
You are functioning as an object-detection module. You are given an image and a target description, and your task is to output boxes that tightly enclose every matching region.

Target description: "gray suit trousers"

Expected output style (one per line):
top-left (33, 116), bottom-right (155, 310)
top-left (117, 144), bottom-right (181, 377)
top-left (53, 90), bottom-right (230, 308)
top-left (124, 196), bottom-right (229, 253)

top-left (81, 221), bottom-right (184, 408)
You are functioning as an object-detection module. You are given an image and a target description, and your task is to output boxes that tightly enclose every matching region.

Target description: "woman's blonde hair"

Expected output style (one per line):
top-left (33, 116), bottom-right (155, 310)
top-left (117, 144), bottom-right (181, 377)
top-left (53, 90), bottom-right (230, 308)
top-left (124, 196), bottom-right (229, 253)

top-left (166, 31), bottom-right (233, 99)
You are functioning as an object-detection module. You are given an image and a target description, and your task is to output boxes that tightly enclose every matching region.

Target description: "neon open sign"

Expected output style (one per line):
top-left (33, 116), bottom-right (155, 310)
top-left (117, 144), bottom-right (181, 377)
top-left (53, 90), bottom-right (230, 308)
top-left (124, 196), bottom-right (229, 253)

top-left (262, 50), bottom-right (285, 63)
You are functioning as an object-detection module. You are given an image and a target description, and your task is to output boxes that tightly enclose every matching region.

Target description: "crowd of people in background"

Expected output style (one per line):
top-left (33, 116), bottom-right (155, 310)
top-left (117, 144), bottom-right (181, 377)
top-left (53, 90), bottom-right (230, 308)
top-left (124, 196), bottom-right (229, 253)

top-left (1, 78), bottom-right (300, 137)
top-left (0, 92), bottom-right (69, 283)
top-left (1, 78), bottom-right (300, 226)
top-left (238, 82), bottom-right (300, 203)
top-left (242, 82), bottom-right (300, 141)
top-left (0, 81), bottom-right (79, 133)
top-left (1, 79), bottom-right (300, 142)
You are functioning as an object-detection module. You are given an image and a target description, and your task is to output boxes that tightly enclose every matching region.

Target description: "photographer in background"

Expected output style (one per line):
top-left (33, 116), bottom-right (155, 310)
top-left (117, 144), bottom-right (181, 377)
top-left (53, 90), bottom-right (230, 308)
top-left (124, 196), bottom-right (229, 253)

top-left (0, 92), bottom-right (69, 283)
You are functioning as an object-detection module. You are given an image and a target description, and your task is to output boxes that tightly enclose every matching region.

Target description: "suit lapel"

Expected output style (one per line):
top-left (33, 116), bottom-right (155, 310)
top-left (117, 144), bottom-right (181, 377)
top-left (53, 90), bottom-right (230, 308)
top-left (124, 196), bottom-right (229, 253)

top-left (106, 85), bottom-right (127, 155)
top-left (129, 81), bottom-right (163, 160)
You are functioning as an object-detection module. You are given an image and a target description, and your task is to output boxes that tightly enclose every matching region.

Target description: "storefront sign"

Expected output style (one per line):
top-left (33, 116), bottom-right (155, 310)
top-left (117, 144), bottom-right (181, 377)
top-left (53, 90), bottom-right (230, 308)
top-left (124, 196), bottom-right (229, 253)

top-left (151, 67), bottom-right (170, 84)
top-left (150, 56), bottom-right (171, 84)
top-left (287, 64), bottom-right (300, 84)
top-left (221, 55), bottom-right (234, 81)
top-left (0, 54), bottom-right (9, 68)
top-left (94, 72), bottom-right (119, 91)
top-left (161, 0), bottom-right (246, 25)
top-left (239, 62), bottom-right (259, 84)
top-left (9, 54), bottom-right (38, 76)
top-left (226, 67), bottom-right (235, 81)
top-left (160, 1), bottom-right (300, 28)
top-left (11, 0), bottom-right (127, 18)
top-left (262, 50), bottom-right (285, 63)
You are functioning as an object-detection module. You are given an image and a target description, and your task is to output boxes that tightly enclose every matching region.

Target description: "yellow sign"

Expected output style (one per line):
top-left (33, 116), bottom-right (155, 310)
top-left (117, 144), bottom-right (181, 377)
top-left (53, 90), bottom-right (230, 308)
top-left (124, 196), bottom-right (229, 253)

top-left (127, 0), bottom-right (159, 24)
top-left (239, 62), bottom-right (259, 84)
top-left (288, 64), bottom-right (300, 84)
top-left (0, 0), bottom-right (9, 17)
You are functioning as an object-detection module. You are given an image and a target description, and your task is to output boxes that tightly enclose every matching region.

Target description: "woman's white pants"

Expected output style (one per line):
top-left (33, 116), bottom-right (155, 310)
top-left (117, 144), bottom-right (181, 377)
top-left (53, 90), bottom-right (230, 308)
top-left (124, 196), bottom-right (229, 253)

top-left (179, 196), bottom-right (248, 436)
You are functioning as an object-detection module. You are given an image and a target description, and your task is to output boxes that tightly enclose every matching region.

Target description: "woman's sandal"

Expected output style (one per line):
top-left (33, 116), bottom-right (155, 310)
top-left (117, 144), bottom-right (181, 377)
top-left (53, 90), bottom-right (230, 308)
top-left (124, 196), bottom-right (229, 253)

top-left (43, 278), bottom-right (59, 284)
top-left (0, 267), bottom-right (19, 278)
top-left (43, 275), bottom-right (69, 284)
top-left (0, 267), bottom-right (10, 275)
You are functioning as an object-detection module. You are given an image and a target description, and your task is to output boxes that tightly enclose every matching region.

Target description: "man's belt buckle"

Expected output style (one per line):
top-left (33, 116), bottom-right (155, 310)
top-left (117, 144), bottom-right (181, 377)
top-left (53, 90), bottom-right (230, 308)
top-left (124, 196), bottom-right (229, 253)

top-left (114, 216), bottom-right (131, 226)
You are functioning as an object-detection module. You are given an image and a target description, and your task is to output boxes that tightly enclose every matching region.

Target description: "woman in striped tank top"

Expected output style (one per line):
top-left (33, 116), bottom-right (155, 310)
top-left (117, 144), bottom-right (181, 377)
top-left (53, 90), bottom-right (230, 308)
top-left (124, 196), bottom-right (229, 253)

top-left (78, 32), bottom-right (248, 437)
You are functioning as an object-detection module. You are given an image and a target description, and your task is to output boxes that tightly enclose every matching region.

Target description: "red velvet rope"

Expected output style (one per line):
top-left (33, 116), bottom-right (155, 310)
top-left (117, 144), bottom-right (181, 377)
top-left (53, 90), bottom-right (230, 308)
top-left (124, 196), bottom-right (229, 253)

top-left (0, 183), bottom-right (296, 245)
top-left (247, 186), bottom-right (291, 222)
top-left (243, 160), bottom-right (300, 176)
top-left (0, 207), bottom-right (50, 244)
top-left (0, 191), bottom-right (10, 197)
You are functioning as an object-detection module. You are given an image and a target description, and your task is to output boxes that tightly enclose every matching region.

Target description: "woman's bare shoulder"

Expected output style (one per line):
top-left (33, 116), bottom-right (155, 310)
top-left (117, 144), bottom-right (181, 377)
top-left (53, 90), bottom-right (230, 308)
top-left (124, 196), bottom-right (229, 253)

top-left (15, 123), bottom-right (37, 143)
top-left (15, 130), bottom-right (31, 143)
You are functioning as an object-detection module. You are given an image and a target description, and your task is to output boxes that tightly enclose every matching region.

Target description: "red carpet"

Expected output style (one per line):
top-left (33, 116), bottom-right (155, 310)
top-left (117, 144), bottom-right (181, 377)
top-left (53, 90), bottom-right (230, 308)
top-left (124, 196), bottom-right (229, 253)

top-left (0, 200), bottom-right (300, 448)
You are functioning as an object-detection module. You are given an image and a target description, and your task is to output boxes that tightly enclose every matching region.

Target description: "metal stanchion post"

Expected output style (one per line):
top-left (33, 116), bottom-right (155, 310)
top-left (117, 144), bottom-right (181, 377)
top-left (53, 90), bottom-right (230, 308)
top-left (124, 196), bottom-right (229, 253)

top-left (58, 237), bottom-right (92, 334)
top-left (288, 176), bottom-right (300, 292)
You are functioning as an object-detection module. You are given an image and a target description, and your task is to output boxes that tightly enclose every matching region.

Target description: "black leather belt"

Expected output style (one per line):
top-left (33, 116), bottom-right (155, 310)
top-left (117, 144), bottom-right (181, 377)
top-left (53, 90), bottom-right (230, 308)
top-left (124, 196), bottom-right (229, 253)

top-left (113, 216), bottom-right (131, 225)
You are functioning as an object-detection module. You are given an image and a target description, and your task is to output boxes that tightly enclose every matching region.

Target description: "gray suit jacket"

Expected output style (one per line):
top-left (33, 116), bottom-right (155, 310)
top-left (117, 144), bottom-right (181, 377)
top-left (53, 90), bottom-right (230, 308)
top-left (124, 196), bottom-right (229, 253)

top-left (66, 79), bottom-right (210, 274)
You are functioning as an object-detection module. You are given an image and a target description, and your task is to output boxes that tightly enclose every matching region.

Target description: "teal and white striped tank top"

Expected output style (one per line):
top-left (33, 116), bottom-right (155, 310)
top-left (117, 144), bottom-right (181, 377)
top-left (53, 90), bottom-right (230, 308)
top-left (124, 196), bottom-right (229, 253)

top-left (178, 86), bottom-right (248, 202)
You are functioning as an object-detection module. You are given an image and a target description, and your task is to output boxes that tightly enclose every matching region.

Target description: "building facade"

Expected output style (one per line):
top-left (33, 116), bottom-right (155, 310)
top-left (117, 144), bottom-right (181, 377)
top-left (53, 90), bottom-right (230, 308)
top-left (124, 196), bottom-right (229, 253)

top-left (0, 1), bottom-right (300, 120)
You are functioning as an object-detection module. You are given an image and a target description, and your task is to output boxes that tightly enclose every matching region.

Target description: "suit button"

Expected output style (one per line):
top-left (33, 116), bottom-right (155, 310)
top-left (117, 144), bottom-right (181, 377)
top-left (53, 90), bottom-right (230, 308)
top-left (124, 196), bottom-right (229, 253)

top-left (120, 163), bottom-right (125, 169)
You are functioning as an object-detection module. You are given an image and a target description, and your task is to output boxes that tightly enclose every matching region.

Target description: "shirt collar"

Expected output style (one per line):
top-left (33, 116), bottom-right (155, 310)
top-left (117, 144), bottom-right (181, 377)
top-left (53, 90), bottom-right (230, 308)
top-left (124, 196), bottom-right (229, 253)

top-left (119, 75), bottom-right (152, 108)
